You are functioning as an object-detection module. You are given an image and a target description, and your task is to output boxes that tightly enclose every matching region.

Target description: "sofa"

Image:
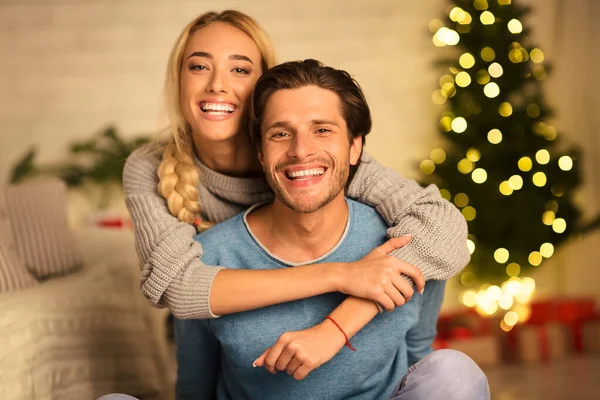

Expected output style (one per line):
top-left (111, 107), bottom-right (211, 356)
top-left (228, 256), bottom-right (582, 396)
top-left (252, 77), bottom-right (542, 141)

top-left (0, 179), bottom-right (171, 400)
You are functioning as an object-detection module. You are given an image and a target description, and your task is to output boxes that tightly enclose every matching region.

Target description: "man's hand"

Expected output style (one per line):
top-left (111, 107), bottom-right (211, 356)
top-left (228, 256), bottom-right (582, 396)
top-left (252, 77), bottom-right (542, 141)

top-left (253, 320), bottom-right (346, 380)
top-left (333, 236), bottom-right (425, 311)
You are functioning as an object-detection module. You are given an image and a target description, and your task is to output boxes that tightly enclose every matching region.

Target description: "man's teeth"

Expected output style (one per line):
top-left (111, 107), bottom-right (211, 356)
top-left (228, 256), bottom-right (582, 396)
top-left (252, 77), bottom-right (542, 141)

top-left (286, 168), bottom-right (325, 179)
top-left (200, 102), bottom-right (235, 113)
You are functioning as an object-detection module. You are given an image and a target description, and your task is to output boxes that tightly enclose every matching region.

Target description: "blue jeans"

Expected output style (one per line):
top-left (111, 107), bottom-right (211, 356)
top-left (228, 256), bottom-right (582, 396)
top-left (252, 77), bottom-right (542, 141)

top-left (389, 349), bottom-right (490, 400)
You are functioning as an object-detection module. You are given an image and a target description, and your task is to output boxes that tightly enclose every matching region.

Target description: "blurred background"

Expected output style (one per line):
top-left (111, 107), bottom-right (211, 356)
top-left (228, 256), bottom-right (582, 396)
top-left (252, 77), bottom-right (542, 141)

top-left (1, 0), bottom-right (599, 399)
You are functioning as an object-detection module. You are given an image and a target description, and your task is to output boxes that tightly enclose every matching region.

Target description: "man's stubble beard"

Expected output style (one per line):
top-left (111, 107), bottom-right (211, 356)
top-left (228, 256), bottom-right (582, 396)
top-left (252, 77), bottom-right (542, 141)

top-left (265, 159), bottom-right (350, 214)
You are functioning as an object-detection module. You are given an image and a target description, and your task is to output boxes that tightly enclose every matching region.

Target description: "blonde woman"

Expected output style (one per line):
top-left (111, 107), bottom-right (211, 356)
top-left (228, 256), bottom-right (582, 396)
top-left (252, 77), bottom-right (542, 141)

top-left (123, 10), bottom-right (469, 367)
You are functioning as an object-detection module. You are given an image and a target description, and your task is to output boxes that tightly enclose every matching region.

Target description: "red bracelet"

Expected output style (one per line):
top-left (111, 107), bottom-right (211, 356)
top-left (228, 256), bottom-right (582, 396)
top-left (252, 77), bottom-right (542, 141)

top-left (324, 316), bottom-right (356, 351)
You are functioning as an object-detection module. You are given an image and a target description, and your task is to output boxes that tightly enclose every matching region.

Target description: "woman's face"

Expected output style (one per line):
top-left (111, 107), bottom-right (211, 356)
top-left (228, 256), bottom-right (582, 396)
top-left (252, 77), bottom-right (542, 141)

top-left (180, 22), bottom-right (263, 143)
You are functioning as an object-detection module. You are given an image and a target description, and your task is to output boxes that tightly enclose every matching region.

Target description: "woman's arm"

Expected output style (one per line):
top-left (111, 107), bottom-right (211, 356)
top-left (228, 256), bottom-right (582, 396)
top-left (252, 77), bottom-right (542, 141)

top-left (124, 147), bottom-right (420, 319)
top-left (348, 151), bottom-right (470, 280)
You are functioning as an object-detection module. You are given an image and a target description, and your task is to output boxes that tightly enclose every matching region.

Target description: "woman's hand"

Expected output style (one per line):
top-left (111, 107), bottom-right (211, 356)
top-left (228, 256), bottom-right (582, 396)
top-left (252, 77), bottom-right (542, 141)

top-left (333, 236), bottom-right (425, 311)
top-left (253, 320), bottom-right (346, 380)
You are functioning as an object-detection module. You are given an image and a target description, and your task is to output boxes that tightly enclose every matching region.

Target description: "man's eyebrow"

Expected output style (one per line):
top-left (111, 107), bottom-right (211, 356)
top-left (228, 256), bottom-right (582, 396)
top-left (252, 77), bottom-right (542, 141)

top-left (311, 119), bottom-right (339, 127)
top-left (265, 121), bottom-right (293, 131)
top-left (187, 52), bottom-right (254, 65)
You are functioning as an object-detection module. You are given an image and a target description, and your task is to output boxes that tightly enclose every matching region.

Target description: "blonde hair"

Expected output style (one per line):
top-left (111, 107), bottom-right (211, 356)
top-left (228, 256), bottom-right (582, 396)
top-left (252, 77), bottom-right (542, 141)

top-left (157, 10), bottom-right (277, 230)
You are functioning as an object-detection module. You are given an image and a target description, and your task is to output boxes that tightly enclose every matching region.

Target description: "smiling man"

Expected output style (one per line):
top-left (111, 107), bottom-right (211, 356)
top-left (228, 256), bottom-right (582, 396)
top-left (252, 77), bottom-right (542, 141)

top-left (174, 60), bottom-right (489, 400)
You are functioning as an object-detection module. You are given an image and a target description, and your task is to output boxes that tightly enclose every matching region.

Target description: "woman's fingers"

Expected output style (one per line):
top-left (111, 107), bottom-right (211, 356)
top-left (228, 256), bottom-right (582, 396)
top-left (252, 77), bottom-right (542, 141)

top-left (385, 279), bottom-right (407, 307)
top-left (395, 259), bottom-right (425, 293)
top-left (275, 344), bottom-right (296, 371)
top-left (293, 365), bottom-right (312, 381)
top-left (374, 236), bottom-right (412, 255)
top-left (285, 356), bottom-right (302, 376)
top-left (253, 350), bottom-right (268, 368)
top-left (391, 274), bottom-right (414, 302)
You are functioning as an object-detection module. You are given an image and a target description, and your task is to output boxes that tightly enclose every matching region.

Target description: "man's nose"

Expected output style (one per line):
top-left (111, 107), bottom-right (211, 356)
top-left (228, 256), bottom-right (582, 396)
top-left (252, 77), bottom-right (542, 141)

top-left (288, 134), bottom-right (316, 160)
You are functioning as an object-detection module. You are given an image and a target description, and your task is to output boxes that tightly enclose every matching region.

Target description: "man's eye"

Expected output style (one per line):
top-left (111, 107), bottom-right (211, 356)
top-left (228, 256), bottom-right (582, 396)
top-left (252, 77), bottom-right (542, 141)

top-left (316, 128), bottom-right (330, 134)
top-left (272, 132), bottom-right (289, 138)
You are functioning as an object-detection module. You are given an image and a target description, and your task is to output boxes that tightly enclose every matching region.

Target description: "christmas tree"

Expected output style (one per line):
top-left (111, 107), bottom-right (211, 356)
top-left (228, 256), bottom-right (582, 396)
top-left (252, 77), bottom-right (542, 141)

top-left (422, 0), bottom-right (599, 320)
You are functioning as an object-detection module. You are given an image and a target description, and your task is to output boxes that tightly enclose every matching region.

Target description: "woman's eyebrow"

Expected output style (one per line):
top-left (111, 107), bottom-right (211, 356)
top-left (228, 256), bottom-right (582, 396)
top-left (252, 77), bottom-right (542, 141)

top-left (187, 51), bottom-right (254, 65)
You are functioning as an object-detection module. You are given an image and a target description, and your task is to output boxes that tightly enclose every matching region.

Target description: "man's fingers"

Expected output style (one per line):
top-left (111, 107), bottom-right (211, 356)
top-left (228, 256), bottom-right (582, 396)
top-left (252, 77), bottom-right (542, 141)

top-left (376, 236), bottom-right (412, 255)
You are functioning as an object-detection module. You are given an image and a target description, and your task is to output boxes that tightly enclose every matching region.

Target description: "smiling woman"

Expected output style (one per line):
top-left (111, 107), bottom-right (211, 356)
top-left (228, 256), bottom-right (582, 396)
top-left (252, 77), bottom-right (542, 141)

top-left (122, 8), bottom-right (471, 397)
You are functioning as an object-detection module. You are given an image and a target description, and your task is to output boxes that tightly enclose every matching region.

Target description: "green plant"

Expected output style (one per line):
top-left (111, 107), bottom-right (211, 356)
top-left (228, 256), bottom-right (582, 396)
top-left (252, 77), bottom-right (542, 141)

top-left (10, 126), bottom-right (150, 187)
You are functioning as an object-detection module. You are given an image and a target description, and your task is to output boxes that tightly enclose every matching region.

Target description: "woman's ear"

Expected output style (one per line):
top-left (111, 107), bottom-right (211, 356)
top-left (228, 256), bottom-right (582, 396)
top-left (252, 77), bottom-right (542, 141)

top-left (349, 136), bottom-right (363, 166)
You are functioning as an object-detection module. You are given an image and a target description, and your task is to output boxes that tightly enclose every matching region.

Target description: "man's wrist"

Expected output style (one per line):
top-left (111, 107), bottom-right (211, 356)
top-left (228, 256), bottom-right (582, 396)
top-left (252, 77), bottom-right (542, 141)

top-left (323, 262), bottom-right (343, 293)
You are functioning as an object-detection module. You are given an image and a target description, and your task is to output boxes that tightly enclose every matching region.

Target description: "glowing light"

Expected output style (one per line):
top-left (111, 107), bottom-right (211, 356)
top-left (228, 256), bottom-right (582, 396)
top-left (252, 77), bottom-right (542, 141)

top-left (434, 27), bottom-right (460, 46)
top-left (509, 48), bottom-right (524, 63)
top-left (459, 53), bottom-right (476, 69)
top-left (546, 200), bottom-right (559, 212)
top-left (488, 129), bottom-right (502, 144)
top-left (498, 0), bottom-right (512, 5)
top-left (507, 19), bottom-right (523, 34)
top-left (452, 117), bottom-right (468, 133)
top-left (526, 103), bottom-right (541, 118)
top-left (518, 157), bottom-right (533, 172)
top-left (429, 19), bottom-right (444, 33)
top-left (506, 263), bottom-right (520, 277)
top-left (480, 11), bottom-right (495, 25)
top-left (540, 243), bottom-right (554, 258)
top-left (559, 156), bottom-right (573, 171)
top-left (536, 149), bottom-right (550, 164)
top-left (467, 239), bottom-right (476, 254)
top-left (509, 175), bottom-right (523, 190)
top-left (461, 271), bottom-right (476, 286)
top-left (440, 116), bottom-right (453, 131)
top-left (449, 7), bottom-right (465, 22)
top-left (476, 69), bottom-right (491, 84)
top-left (545, 126), bottom-right (557, 141)
top-left (528, 251), bottom-right (543, 266)
top-left (439, 189), bottom-right (451, 200)
top-left (488, 62), bottom-right (503, 78)
top-left (420, 160), bottom-right (435, 174)
top-left (542, 211), bottom-right (556, 225)
top-left (499, 181), bottom-right (513, 196)
top-left (441, 82), bottom-right (456, 97)
top-left (429, 149), bottom-right (446, 164)
top-left (454, 193), bottom-right (469, 208)
top-left (533, 121), bottom-right (547, 135)
top-left (432, 90), bottom-right (447, 105)
top-left (487, 285), bottom-right (502, 301)
top-left (498, 102), bottom-right (513, 117)
top-left (530, 48), bottom-right (545, 63)
top-left (466, 147), bottom-right (481, 162)
top-left (552, 185), bottom-right (565, 197)
top-left (458, 158), bottom-right (475, 174)
top-left (504, 278), bottom-right (521, 296)
top-left (499, 294), bottom-right (514, 310)
top-left (494, 248), bottom-right (510, 264)
top-left (461, 290), bottom-right (477, 307)
top-left (480, 47), bottom-right (496, 62)
top-left (474, 0), bottom-right (489, 10)
top-left (532, 172), bottom-right (547, 187)
top-left (521, 277), bottom-right (536, 294)
top-left (462, 206), bottom-right (476, 221)
top-left (500, 320), bottom-right (514, 332)
top-left (439, 74), bottom-right (454, 86)
top-left (455, 71), bottom-right (472, 87)
top-left (553, 218), bottom-right (567, 233)
top-left (484, 82), bottom-right (500, 98)
top-left (504, 311), bottom-right (519, 326)
top-left (472, 168), bottom-right (488, 183)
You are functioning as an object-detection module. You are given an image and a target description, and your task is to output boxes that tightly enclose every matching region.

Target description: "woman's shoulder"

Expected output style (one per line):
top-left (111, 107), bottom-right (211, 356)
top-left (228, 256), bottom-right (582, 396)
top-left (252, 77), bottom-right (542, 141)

top-left (123, 142), bottom-right (164, 193)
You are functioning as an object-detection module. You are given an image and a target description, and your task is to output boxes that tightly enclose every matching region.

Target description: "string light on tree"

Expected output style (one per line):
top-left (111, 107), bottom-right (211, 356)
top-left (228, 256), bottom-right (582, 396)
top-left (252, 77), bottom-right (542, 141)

top-left (421, 0), bottom-right (597, 327)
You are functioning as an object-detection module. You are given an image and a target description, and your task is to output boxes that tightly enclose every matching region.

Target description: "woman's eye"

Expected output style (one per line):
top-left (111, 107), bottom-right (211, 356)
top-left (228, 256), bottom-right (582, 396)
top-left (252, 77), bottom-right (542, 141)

top-left (233, 67), bottom-right (250, 74)
top-left (190, 64), bottom-right (207, 71)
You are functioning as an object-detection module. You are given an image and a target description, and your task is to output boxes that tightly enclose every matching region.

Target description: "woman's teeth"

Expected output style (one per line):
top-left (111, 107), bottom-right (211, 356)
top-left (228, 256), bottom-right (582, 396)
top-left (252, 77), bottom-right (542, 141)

top-left (286, 168), bottom-right (326, 180)
top-left (200, 102), bottom-right (235, 114)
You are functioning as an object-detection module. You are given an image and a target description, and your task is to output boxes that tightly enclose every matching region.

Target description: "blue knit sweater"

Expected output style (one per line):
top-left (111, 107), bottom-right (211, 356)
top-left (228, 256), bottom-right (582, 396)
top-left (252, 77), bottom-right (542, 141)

top-left (175, 199), bottom-right (446, 400)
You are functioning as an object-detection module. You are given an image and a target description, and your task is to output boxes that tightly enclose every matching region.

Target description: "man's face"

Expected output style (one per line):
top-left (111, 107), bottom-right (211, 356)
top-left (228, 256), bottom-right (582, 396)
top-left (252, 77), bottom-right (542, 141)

top-left (259, 85), bottom-right (362, 213)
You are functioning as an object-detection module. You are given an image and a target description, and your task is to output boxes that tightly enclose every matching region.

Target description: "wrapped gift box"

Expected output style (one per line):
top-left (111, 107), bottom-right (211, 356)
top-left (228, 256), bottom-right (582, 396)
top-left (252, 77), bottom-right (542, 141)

top-left (517, 322), bottom-right (570, 364)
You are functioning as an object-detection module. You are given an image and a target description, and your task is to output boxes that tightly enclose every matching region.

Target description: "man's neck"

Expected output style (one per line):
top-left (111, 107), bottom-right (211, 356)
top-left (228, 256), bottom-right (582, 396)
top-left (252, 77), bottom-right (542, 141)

top-left (246, 193), bottom-right (349, 264)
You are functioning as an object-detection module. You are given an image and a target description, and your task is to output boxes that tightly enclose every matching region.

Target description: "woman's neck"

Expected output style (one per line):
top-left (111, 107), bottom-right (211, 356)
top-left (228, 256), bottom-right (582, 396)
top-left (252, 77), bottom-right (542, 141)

top-left (193, 133), bottom-right (262, 177)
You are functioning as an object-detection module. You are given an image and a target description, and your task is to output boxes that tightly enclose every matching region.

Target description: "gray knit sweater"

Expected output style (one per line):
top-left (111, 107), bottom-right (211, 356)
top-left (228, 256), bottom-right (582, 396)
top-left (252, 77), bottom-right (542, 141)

top-left (123, 144), bottom-right (469, 319)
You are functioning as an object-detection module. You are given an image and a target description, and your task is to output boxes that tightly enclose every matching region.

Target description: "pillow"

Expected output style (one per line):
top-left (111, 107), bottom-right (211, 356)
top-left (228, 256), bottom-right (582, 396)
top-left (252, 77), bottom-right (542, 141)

top-left (0, 189), bottom-right (38, 292)
top-left (2, 178), bottom-right (83, 279)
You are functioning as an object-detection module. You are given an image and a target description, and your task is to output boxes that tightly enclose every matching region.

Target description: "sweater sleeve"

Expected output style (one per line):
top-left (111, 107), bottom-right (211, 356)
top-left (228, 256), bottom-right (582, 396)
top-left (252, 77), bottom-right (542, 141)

top-left (123, 147), bottom-right (224, 319)
top-left (347, 151), bottom-right (470, 281)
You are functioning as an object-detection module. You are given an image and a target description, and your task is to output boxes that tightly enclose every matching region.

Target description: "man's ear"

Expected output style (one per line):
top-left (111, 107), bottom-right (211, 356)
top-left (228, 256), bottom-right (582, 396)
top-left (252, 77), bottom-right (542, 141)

top-left (257, 150), bottom-right (265, 169)
top-left (349, 136), bottom-right (363, 166)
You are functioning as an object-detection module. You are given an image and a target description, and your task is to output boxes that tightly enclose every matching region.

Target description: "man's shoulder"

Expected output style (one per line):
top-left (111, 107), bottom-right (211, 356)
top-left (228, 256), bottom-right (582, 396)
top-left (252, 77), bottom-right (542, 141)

top-left (195, 212), bottom-right (246, 245)
top-left (347, 199), bottom-right (387, 231)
